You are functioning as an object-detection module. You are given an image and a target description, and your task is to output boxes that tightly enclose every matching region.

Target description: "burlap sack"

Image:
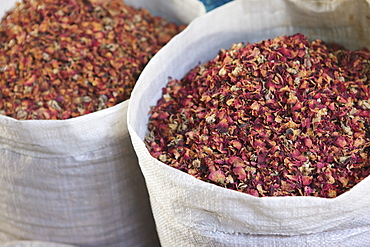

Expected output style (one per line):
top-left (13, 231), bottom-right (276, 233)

top-left (127, 0), bottom-right (370, 246)
top-left (0, 1), bottom-right (205, 247)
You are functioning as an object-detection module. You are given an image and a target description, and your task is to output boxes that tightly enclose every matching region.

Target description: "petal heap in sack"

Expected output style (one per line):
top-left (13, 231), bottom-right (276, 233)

top-left (128, 0), bottom-right (370, 246)
top-left (145, 32), bottom-right (370, 198)
top-left (0, 0), bottom-right (205, 247)
top-left (0, 0), bottom-right (187, 120)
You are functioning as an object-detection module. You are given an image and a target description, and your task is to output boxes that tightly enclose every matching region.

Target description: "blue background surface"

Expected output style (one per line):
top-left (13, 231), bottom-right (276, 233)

top-left (199, 0), bottom-right (233, 11)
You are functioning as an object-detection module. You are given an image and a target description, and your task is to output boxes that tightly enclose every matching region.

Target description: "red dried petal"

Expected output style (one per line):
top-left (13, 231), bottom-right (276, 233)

top-left (292, 101), bottom-right (302, 111)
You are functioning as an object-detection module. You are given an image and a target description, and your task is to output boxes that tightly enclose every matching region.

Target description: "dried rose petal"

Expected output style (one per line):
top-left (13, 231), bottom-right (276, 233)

top-left (145, 33), bottom-right (370, 198)
top-left (208, 170), bottom-right (226, 184)
top-left (0, 0), bottom-right (185, 120)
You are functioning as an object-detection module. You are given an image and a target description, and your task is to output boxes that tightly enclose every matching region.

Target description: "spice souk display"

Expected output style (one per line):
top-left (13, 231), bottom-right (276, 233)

top-left (146, 33), bottom-right (370, 198)
top-left (127, 0), bottom-right (370, 246)
top-left (0, 0), bottom-right (205, 246)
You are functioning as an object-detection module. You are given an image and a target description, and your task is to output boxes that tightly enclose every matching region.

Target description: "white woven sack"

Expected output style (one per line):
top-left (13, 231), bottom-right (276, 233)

top-left (0, 1), bottom-right (205, 247)
top-left (127, 0), bottom-right (370, 246)
top-left (1, 241), bottom-right (76, 247)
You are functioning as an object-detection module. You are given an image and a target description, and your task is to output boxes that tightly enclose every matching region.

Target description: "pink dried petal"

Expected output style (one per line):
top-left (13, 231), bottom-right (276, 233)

top-left (297, 49), bottom-right (306, 58)
top-left (299, 80), bottom-right (310, 89)
top-left (208, 170), bottom-right (226, 184)
top-left (296, 155), bottom-right (307, 162)
top-left (285, 174), bottom-right (300, 182)
top-left (278, 47), bottom-right (296, 59)
top-left (354, 138), bottom-right (365, 147)
top-left (246, 188), bottom-right (259, 197)
top-left (24, 74), bottom-right (36, 86)
top-left (230, 140), bottom-right (243, 150)
top-left (302, 175), bottom-right (312, 186)
top-left (233, 167), bottom-right (246, 180)
top-left (334, 136), bottom-right (347, 148)
top-left (337, 96), bottom-right (348, 104)
top-left (266, 114), bottom-right (274, 122)
top-left (304, 186), bottom-right (314, 195)
top-left (229, 156), bottom-right (245, 167)
top-left (359, 110), bottom-right (370, 117)
top-left (328, 102), bottom-right (336, 111)
top-left (304, 138), bottom-right (313, 148)
top-left (253, 139), bottom-right (265, 148)
top-left (152, 111), bottom-right (170, 120)
top-left (250, 101), bottom-right (260, 111)
top-left (216, 118), bottom-right (229, 133)
top-left (257, 152), bottom-right (268, 164)
top-left (291, 149), bottom-right (301, 158)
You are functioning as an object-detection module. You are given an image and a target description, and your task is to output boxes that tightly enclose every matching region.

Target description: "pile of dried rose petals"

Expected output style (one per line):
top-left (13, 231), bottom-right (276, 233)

top-left (145, 33), bottom-right (370, 198)
top-left (0, 0), bottom-right (184, 119)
